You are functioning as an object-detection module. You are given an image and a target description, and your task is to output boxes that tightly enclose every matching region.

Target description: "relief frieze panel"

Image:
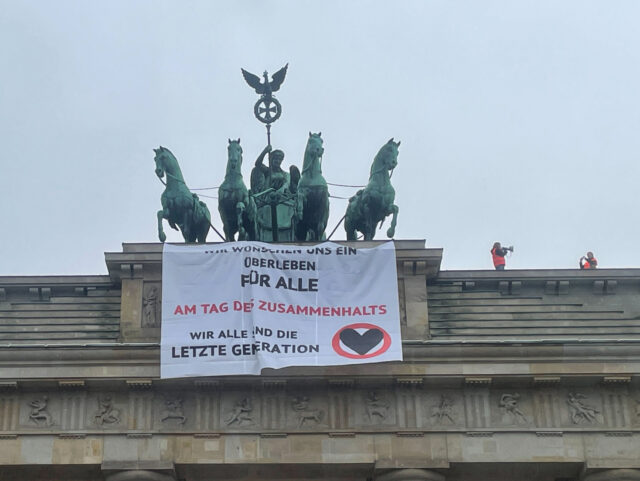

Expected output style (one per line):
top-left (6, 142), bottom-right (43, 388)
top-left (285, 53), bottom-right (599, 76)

top-left (2, 383), bottom-right (637, 435)
top-left (223, 394), bottom-right (257, 428)
top-left (22, 394), bottom-right (55, 428)
top-left (92, 394), bottom-right (122, 427)
top-left (424, 392), bottom-right (464, 428)
top-left (353, 389), bottom-right (396, 428)
top-left (566, 392), bottom-right (602, 425)
top-left (159, 396), bottom-right (188, 427)
top-left (492, 392), bottom-right (531, 426)
top-left (364, 391), bottom-right (390, 423)
top-left (288, 393), bottom-right (327, 429)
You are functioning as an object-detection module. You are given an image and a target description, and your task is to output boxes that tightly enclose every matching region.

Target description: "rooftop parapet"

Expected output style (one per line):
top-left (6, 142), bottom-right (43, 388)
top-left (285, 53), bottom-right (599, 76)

top-left (429, 268), bottom-right (640, 341)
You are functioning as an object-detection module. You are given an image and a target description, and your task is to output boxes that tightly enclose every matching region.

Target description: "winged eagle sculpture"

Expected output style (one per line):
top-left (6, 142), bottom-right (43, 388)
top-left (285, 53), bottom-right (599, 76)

top-left (241, 64), bottom-right (288, 99)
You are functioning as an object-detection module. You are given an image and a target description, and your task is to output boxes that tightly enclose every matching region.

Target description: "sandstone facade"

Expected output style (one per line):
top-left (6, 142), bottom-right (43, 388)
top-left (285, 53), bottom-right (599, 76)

top-left (0, 241), bottom-right (639, 481)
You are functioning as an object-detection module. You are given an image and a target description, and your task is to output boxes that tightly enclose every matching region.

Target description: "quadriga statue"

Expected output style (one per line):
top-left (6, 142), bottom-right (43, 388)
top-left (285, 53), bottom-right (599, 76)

top-left (154, 146), bottom-right (211, 243)
top-left (344, 138), bottom-right (400, 241)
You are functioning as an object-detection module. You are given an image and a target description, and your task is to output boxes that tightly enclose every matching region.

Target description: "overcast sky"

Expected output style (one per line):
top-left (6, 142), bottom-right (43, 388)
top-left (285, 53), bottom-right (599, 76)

top-left (1, 0), bottom-right (639, 275)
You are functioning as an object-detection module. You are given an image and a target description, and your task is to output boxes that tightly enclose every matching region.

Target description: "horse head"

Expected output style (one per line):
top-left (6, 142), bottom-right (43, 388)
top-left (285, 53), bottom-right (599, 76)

top-left (153, 146), bottom-right (169, 180)
top-left (153, 146), bottom-right (185, 185)
top-left (371, 138), bottom-right (400, 176)
top-left (302, 132), bottom-right (324, 174)
top-left (226, 138), bottom-right (243, 176)
top-left (306, 132), bottom-right (324, 158)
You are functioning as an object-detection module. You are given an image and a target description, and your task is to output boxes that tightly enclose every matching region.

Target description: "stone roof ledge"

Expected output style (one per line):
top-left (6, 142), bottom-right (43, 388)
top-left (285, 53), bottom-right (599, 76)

top-left (105, 240), bottom-right (443, 283)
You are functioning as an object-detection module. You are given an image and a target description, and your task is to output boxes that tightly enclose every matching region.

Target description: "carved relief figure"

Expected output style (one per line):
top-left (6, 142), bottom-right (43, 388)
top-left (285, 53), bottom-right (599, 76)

top-left (28, 396), bottom-right (52, 426)
top-left (567, 392), bottom-right (600, 424)
top-left (430, 395), bottom-right (455, 424)
top-left (225, 397), bottom-right (254, 426)
top-left (292, 395), bottom-right (324, 427)
top-left (142, 286), bottom-right (160, 328)
top-left (499, 393), bottom-right (528, 424)
top-left (365, 391), bottom-right (389, 422)
top-left (161, 398), bottom-right (186, 425)
top-left (94, 395), bottom-right (120, 426)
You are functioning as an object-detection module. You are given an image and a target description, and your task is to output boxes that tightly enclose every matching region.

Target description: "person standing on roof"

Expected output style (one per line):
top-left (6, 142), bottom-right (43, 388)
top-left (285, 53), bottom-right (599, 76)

top-left (579, 251), bottom-right (598, 269)
top-left (491, 242), bottom-right (513, 270)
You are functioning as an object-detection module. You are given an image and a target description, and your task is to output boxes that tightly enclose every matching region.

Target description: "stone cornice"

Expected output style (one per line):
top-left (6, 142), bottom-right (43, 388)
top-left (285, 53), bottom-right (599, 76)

top-left (105, 240), bottom-right (443, 283)
top-left (0, 341), bottom-right (639, 381)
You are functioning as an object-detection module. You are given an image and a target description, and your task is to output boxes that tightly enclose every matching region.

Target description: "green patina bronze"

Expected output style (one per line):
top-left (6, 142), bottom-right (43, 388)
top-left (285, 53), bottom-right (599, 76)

top-left (294, 132), bottom-right (329, 241)
top-left (152, 65), bottom-right (402, 244)
top-left (249, 145), bottom-right (301, 242)
top-left (241, 64), bottom-right (288, 145)
top-left (218, 139), bottom-right (257, 241)
top-left (344, 138), bottom-right (400, 241)
top-left (154, 146), bottom-right (211, 243)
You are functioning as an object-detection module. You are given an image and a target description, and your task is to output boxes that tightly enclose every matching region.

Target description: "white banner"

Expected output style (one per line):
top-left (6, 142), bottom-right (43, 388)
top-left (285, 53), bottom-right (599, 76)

top-left (160, 241), bottom-right (402, 378)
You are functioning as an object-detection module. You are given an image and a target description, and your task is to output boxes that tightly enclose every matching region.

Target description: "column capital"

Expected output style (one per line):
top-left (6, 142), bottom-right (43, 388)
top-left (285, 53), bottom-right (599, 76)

top-left (582, 469), bottom-right (640, 481)
top-left (105, 470), bottom-right (176, 481)
top-left (376, 468), bottom-right (445, 481)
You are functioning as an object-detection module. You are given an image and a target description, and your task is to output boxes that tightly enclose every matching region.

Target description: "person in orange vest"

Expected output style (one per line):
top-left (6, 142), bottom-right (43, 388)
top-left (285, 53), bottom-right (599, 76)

top-left (579, 251), bottom-right (598, 269)
top-left (491, 242), bottom-right (513, 270)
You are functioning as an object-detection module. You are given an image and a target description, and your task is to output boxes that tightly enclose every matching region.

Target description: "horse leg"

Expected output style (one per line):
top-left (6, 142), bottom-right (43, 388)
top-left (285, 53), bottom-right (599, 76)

top-left (319, 194), bottom-right (330, 240)
top-left (196, 216), bottom-right (210, 243)
top-left (157, 210), bottom-right (167, 243)
top-left (224, 223), bottom-right (235, 242)
top-left (246, 198), bottom-right (257, 241)
top-left (294, 190), bottom-right (304, 220)
top-left (293, 193), bottom-right (305, 242)
top-left (363, 214), bottom-right (376, 240)
top-left (363, 224), bottom-right (374, 241)
top-left (220, 207), bottom-right (235, 241)
top-left (359, 196), bottom-right (374, 240)
top-left (344, 216), bottom-right (357, 241)
top-left (236, 202), bottom-right (247, 240)
top-left (386, 204), bottom-right (399, 238)
top-left (200, 220), bottom-right (210, 243)
top-left (182, 210), bottom-right (193, 243)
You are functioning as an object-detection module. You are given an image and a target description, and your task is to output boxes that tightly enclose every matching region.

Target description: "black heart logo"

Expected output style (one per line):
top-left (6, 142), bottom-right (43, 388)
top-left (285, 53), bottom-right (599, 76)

top-left (339, 328), bottom-right (384, 355)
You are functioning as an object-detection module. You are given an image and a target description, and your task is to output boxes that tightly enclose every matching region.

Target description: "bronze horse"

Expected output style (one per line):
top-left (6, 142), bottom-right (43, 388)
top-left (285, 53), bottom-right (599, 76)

top-left (154, 146), bottom-right (210, 243)
top-left (294, 132), bottom-right (329, 241)
top-left (218, 139), bottom-right (257, 241)
top-left (344, 139), bottom-right (400, 241)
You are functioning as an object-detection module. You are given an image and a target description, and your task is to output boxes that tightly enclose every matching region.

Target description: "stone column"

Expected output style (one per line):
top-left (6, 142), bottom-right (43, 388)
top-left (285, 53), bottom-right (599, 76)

top-left (582, 469), bottom-right (640, 481)
top-left (105, 470), bottom-right (175, 481)
top-left (376, 468), bottom-right (445, 481)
